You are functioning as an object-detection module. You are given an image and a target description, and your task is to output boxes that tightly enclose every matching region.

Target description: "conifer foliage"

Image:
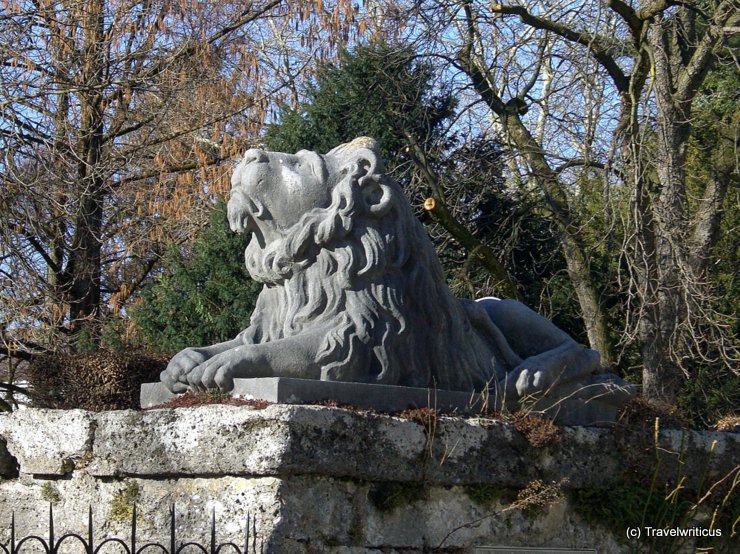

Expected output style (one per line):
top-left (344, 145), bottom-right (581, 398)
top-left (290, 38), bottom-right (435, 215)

top-left (265, 41), bottom-right (456, 171)
top-left (132, 203), bottom-right (260, 352)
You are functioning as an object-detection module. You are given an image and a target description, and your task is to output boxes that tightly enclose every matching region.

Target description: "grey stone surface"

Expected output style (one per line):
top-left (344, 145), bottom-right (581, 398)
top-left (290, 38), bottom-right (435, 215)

top-left (142, 377), bottom-right (485, 412)
top-left (89, 405), bottom-right (428, 480)
top-left (0, 409), bottom-right (94, 475)
top-left (1, 406), bottom-right (736, 491)
top-left (267, 476), bottom-right (624, 553)
top-left (158, 137), bottom-right (635, 425)
top-left (0, 473), bottom-right (624, 554)
top-left (0, 406), bottom-right (737, 553)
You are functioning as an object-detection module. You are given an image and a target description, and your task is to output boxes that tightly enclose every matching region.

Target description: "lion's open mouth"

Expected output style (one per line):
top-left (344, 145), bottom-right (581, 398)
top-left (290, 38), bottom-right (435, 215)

top-left (228, 191), bottom-right (275, 248)
top-left (227, 191), bottom-right (255, 232)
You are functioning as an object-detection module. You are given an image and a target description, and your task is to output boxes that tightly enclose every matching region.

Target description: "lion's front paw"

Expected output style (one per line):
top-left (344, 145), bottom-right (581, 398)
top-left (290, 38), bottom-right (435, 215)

top-left (161, 348), bottom-right (208, 393)
top-left (185, 349), bottom-right (245, 392)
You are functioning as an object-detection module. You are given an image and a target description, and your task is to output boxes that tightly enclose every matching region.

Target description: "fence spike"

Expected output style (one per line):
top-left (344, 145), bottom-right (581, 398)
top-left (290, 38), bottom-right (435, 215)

top-left (9, 505), bottom-right (259, 554)
top-left (210, 507), bottom-right (216, 554)
top-left (169, 505), bottom-right (176, 554)
top-left (48, 503), bottom-right (54, 549)
top-left (131, 504), bottom-right (137, 554)
top-left (88, 506), bottom-right (93, 554)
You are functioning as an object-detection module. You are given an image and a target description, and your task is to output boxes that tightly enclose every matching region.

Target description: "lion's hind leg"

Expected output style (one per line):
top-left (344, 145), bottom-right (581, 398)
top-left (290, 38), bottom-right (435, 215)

top-left (475, 297), bottom-right (602, 400)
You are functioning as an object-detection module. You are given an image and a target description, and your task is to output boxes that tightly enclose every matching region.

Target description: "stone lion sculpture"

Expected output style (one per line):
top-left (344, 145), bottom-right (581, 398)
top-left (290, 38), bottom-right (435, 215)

top-left (161, 137), bottom-right (633, 413)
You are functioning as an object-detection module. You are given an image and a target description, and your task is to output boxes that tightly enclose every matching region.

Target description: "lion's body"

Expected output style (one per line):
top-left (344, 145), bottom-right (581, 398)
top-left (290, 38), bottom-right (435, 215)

top-left (162, 137), bottom-right (616, 406)
top-left (237, 172), bottom-right (513, 391)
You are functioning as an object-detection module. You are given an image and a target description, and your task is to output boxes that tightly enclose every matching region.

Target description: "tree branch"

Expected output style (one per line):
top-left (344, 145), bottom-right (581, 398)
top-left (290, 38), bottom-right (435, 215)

top-left (491, 4), bottom-right (630, 92)
top-left (109, 157), bottom-right (228, 189)
top-left (676, 2), bottom-right (739, 103)
top-left (404, 131), bottom-right (520, 299)
top-left (125, 0), bottom-right (284, 92)
top-left (555, 159), bottom-right (626, 182)
top-left (607, 0), bottom-right (641, 33)
top-left (636, 0), bottom-right (679, 21)
top-left (10, 225), bottom-right (63, 276)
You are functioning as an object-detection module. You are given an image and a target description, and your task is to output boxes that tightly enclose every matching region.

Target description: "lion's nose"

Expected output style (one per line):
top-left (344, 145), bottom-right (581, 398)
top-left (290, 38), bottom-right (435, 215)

top-left (242, 148), bottom-right (268, 165)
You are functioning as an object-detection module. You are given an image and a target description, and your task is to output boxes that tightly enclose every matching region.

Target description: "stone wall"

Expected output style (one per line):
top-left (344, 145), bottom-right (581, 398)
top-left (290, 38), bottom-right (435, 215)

top-left (0, 405), bottom-right (736, 553)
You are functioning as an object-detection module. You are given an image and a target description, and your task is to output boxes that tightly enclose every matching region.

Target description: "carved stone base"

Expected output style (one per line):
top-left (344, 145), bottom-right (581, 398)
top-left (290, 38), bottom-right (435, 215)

top-left (141, 377), bottom-right (486, 413)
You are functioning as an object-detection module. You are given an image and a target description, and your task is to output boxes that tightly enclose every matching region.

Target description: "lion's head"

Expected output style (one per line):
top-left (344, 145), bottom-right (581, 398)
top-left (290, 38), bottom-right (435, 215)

top-left (227, 138), bottom-right (511, 391)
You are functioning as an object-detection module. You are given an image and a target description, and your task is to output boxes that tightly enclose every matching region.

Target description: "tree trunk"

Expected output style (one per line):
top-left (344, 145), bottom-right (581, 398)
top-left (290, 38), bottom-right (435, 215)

top-left (560, 232), bottom-right (615, 366)
top-left (503, 115), bottom-right (615, 365)
top-left (67, 0), bottom-right (106, 337)
top-left (458, 51), bottom-right (615, 365)
top-left (635, 10), bottom-right (734, 402)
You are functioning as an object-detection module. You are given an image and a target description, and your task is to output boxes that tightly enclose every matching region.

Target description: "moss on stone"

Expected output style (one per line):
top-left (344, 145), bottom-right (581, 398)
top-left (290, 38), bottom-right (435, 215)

top-left (369, 481), bottom-right (427, 513)
top-left (463, 483), bottom-right (515, 508)
top-left (110, 481), bottom-right (140, 523)
top-left (40, 482), bottom-right (61, 504)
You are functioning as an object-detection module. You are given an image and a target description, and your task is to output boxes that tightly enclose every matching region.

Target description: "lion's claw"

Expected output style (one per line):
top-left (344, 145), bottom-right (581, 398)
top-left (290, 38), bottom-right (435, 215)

top-left (186, 351), bottom-right (239, 392)
top-left (160, 348), bottom-right (208, 393)
top-left (514, 367), bottom-right (552, 397)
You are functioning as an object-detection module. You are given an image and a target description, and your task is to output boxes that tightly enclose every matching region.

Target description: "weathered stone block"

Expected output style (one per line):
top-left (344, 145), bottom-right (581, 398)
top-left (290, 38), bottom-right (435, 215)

top-left (0, 410), bottom-right (94, 475)
top-left (89, 405), bottom-right (428, 480)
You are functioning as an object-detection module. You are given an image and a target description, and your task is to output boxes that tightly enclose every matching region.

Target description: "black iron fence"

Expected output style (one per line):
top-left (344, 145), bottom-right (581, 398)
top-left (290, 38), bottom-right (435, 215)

top-left (1, 506), bottom-right (264, 554)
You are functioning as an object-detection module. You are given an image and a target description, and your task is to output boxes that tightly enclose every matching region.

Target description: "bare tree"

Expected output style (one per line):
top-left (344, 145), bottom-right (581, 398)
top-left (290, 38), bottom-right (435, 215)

top-left (369, 0), bottom-right (738, 399)
top-left (489, 0), bottom-right (739, 400)
top-left (0, 0), bottom-right (363, 362)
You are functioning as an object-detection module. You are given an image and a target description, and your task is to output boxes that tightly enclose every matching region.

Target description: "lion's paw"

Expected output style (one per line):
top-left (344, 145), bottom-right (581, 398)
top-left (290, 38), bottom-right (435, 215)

top-left (184, 349), bottom-right (242, 392)
top-left (507, 354), bottom-right (567, 398)
top-left (160, 348), bottom-right (208, 393)
top-left (508, 345), bottom-right (601, 398)
top-left (512, 366), bottom-right (554, 397)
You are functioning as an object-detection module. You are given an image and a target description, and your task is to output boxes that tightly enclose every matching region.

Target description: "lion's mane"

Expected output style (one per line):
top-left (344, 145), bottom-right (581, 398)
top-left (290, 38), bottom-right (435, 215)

top-left (238, 138), bottom-right (516, 392)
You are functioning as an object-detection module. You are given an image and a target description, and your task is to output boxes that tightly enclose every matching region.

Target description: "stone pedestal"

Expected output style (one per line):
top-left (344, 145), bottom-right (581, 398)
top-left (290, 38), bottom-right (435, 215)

top-left (0, 406), bottom-right (736, 553)
top-left (141, 377), bottom-right (487, 414)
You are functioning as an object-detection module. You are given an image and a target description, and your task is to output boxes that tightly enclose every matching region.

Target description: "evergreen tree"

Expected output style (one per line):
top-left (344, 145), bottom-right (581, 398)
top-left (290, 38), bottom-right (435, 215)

top-left (264, 41), bottom-right (455, 177)
top-left (131, 202), bottom-right (261, 352)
